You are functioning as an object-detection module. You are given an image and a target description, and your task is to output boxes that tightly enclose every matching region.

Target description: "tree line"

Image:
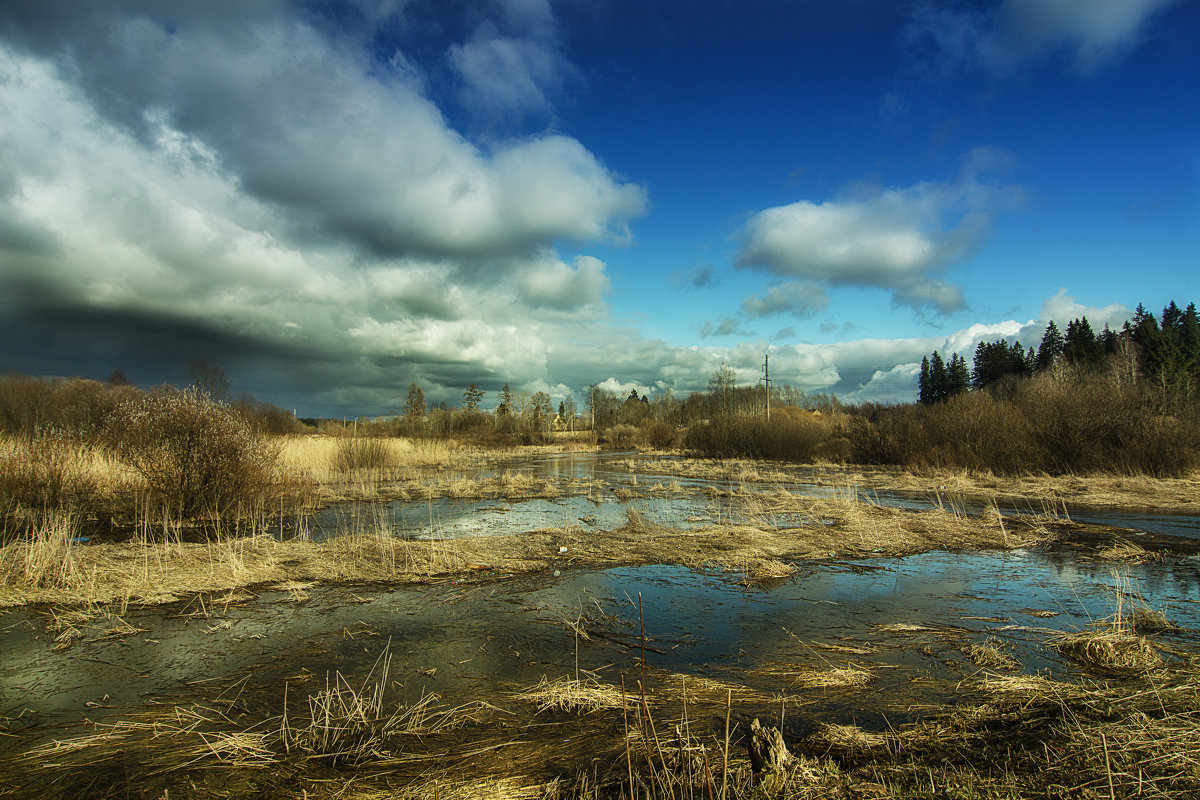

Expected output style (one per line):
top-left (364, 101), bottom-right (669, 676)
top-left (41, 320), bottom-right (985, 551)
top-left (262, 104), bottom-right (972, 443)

top-left (918, 301), bottom-right (1200, 407)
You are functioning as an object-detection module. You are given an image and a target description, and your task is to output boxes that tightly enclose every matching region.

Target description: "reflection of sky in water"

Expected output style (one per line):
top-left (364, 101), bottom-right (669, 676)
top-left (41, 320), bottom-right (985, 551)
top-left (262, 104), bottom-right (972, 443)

top-left (294, 451), bottom-right (1200, 542)
top-left (5, 547), bottom-right (1198, 748)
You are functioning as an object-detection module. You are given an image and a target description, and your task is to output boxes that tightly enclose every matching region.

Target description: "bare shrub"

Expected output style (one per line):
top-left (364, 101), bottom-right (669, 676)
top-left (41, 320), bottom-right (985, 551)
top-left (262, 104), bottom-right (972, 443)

top-left (684, 409), bottom-right (834, 460)
top-left (641, 419), bottom-right (677, 449)
top-left (845, 369), bottom-right (1200, 476)
top-left (105, 389), bottom-right (281, 520)
top-left (605, 423), bottom-right (642, 449)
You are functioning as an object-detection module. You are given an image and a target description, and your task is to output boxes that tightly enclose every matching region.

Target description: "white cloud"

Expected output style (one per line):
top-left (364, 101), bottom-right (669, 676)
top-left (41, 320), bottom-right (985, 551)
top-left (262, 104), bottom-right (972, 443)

top-left (735, 155), bottom-right (1020, 313)
top-left (908, 0), bottom-right (1179, 76)
top-left (515, 254), bottom-right (611, 311)
top-left (1039, 288), bottom-right (1131, 330)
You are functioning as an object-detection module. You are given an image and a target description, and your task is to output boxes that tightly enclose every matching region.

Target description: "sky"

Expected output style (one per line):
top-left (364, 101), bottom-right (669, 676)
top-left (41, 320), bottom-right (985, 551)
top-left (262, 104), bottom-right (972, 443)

top-left (1, 0), bottom-right (1196, 417)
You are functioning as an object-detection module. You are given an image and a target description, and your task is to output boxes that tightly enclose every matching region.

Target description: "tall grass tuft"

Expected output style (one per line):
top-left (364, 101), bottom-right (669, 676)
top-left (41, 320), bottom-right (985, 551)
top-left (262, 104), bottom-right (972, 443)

top-left (330, 436), bottom-right (396, 473)
top-left (0, 431), bottom-right (98, 536)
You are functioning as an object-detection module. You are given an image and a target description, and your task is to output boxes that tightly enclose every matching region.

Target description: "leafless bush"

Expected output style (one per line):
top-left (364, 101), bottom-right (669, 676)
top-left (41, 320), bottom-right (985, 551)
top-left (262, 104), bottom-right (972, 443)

top-left (105, 389), bottom-right (282, 520)
top-left (685, 410), bottom-right (834, 460)
top-left (606, 423), bottom-right (642, 449)
top-left (641, 419), bottom-right (677, 449)
top-left (845, 370), bottom-right (1200, 476)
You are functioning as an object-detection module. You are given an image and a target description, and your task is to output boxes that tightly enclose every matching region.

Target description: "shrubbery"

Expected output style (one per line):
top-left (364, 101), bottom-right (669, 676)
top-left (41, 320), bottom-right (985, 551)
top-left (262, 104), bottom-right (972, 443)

top-left (843, 369), bottom-right (1200, 476)
top-left (685, 408), bottom-right (835, 461)
top-left (105, 389), bottom-right (282, 519)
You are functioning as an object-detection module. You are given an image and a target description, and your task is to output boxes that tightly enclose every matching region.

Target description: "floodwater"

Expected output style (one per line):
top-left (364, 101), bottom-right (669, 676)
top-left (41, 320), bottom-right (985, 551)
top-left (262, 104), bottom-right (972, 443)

top-left (3, 450), bottom-right (1199, 789)
top-left (296, 451), bottom-right (1200, 543)
top-left (3, 547), bottom-right (1198, 751)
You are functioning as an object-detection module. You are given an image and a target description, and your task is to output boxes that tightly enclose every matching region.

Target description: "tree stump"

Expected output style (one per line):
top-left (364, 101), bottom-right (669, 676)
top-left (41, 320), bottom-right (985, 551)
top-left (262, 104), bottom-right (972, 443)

top-left (748, 717), bottom-right (792, 790)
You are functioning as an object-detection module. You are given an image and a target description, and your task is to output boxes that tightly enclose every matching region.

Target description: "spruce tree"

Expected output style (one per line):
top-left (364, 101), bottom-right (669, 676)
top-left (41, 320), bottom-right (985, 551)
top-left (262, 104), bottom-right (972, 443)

top-left (929, 351), bottom-right (949, 403)
top-left (918, 355), bottom-right (931, 404)
top-left (948, 353), bottom-right (970, 397)
top-left (1063, 317), bottom-right (1100, 365)
top-left (1036, 321), bottom-right (1064, 371)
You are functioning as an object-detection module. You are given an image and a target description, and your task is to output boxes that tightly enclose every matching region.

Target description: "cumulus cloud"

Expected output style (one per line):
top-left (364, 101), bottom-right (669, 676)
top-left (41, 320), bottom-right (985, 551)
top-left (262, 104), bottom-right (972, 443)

top-left (907, 0), bottom-right (1179, 75)
top-left (0, 1), bottom-right (644, 262)
top-left (1039, 288), bottom-right (1131, 330)
top-left (735, 153), bottom-right (1020, 313)
top-left (515, 255), bottom-right (611, 311)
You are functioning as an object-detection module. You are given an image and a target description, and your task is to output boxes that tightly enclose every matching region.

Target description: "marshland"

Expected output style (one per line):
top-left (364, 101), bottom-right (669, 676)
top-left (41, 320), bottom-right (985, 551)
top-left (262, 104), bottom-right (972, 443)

top-left (2, 332), bottom-right (1200, 800)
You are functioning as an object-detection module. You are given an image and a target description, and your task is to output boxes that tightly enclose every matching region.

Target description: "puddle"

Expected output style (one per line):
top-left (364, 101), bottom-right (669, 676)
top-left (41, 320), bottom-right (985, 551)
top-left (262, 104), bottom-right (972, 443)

top-left (4, 547), bottom-right (1197, 751)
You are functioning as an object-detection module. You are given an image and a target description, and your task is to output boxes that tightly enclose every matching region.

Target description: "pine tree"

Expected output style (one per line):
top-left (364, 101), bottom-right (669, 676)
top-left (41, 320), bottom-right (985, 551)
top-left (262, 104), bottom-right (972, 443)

top-left (929, 351), bottom-right (949, 403)
top-left (496, 384), bottom-right (514, 417)
top-left (1063, 317), bottom-right (1100, 365)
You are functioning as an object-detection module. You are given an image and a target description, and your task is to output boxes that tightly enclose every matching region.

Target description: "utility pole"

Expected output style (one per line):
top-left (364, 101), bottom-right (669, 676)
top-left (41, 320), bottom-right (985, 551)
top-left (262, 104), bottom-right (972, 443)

top-left (762, 353), bottom-right (771, 421)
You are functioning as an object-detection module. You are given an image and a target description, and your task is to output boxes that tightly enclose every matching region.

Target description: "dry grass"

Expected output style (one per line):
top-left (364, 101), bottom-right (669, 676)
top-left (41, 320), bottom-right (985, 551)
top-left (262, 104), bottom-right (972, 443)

top-left (756, 664), bottom-right (874, 689)
top-left (962, 638), bottom-right (1020, 671)
top-left (0, 484), bottom-right (1071, 610)
top-left (514, 676), bottom-right (627, 714)
top-left (1050, 628), bottom-right (1165, 675)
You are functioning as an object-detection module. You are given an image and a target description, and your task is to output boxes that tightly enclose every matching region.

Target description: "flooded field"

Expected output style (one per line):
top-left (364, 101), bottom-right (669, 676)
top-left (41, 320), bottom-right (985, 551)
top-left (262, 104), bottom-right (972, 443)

top-left (2, 451), bottom-right (1199, 798)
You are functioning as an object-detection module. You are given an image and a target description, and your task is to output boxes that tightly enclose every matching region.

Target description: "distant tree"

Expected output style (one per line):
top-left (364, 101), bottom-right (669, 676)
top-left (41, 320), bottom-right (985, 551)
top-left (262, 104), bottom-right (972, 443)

top-left (186, 359), bottom-right (230, 402)
top-left (585, 384), bottom-right (619, 429)
top-left (1063, 317), bottom-right (1101, 366)
top-left (928, 351), bottom-right (949, 403)
top-left (948, 353), bottom-right (970, 396)
top-left (708, 363), bottom-right (737, 416)
top-left (107, 368), bottom-right (131, 387)
top-left (528, 391), bottom-right (553, 434)
top-left (496, 384), bottom-right (514, 417)
top-left (1035, 321), bottom-right (1064, 372)
top-left (463, 383), bottom-right (485, 412)
top-left (560, 395), bottom-right (578, 431)
top-left (918, 356), bottom-right (931, 405)
top-left (972, 339), bottom-right (1031, 391)
top-left (403, 382), bottom-right (426, 424)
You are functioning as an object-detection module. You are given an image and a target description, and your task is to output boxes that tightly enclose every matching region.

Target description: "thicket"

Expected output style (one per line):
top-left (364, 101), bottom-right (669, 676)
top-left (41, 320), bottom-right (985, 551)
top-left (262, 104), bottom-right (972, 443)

top-left (0, 374), bottom-right (291, 530)
top-left (684, 406), bottom-right (845, 461)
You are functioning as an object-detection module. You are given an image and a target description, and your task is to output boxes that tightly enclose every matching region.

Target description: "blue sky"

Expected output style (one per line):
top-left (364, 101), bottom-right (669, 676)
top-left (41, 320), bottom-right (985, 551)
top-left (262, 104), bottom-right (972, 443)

top-left (1, 0), bottom-right (1196, 415)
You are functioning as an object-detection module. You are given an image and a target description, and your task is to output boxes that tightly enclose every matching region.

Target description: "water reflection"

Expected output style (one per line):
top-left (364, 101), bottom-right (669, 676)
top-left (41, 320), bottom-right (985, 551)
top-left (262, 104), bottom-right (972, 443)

top-left (292, 452), bottom-right (1200, 543)
top-left (4, 548), bottom-right (1196, 748)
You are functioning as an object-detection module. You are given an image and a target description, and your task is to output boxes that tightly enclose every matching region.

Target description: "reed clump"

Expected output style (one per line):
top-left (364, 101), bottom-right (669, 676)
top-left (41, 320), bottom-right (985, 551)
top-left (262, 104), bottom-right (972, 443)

top-left (329, 435), bottom-right (397, 473)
